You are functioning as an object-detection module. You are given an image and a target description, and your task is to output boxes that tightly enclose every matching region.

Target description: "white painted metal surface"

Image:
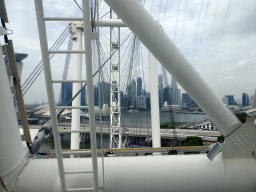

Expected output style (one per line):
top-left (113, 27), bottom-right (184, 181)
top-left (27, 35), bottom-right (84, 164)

top-left (82, 0), bottom-right (99, 191)
top-left (104, 0), bottom-right (242, 137)
top-left (109, 10), bottom-right (122, 148)
top-left (16, 154), bottom-right (256, 192)
top-left (98, 19), bottom-right (126, 27)
top-left (71, 21), bottom-right (83, 150)
top-left (0, 42), bottom-right (28, 190)
top-left (148, 51), bottom-right (160, 148)
top-left (34, 1), bottom-right (67, 191)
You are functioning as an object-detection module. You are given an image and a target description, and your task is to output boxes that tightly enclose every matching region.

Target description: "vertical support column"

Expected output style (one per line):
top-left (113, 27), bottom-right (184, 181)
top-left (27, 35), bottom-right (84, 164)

top-left (71, 22), bottom-right (83, 150)
top-left (118, 26), bottom-right (121, 148)
top-left (109, 10), bottom-right (122, 148)
top-left (149, 52), bottom-right (161, 148)
top-left (109, 9), bottom-right (113, 148)
top-left (82, 0), bottom-right (99, 191)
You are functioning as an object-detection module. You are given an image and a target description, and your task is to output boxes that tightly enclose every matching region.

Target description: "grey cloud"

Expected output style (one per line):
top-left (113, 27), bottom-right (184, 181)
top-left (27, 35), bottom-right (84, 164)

top-left (235, 58), bottom-right (256, 70)
top-left (211, 2), bottom-right (256, 36)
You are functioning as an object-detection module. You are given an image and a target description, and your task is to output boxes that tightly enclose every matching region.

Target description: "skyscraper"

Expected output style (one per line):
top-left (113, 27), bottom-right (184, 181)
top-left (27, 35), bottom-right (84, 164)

top-left (131, 79), bottom-right (137, 108)
top-left (127, 79), bottom-right (137, 108)
top-left (178, 89), bottom-right (181, 105)
top-left (99, 81), bottom-right (110, 107)
top-left (182, 93), bottom-right (192, 108)
top-left (163, 85), bottom-right (172, 105)
top-left (94, 85), bottom-right (99, 106)
top-left (62, 83), bottom-right (86, 106)
top-left (171, 77), bottom-right (178, 105)
top-left (225, 95), bottom-right (236, 106)
top-left (158, 74), bottom-right (163, 109)
top-left (137, 77), bottom-right (142, 96)
top-left (242, 93), bottom-right (249, 106)
top-left (221, 97), bottom-right (229, 105)
top-left (62, 83), bottom-right (72, 106)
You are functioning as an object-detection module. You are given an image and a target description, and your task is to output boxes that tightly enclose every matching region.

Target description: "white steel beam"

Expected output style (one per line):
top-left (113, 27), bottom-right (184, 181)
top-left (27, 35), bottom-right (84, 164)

top-left (82, 0), bottom-right (99, 191)
top-left (109, 10), bottom-right (122, 149)
top-left (148, 52), bottom-right (160, 148)
top-left (71, 21), bottom-right (83, 150)
top-left (104, 0), bottom-right (242, 137)
top-left (34, 0), bottom-right (66, 191)
top-left (45, 17), bottom-right (127, 27)
top-left (97, 19), bottom-right (126, 27)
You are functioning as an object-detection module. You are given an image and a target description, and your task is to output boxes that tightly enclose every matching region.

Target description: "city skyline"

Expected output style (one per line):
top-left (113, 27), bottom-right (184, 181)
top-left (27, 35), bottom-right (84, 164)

top-left (61, 75), bottom-right (254, 110)
top-left (30, 74), bottom-right (255, 109)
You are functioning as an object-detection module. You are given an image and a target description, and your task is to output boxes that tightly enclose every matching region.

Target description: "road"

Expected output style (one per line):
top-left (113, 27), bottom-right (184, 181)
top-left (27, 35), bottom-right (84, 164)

top-left (27, 123), bottom-right (220, 142)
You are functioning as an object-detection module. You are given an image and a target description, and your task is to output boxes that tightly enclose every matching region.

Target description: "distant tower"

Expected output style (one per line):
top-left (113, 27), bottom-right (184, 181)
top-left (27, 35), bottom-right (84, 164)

top-left (225, 95), bottom-right (236, 106)
top-left (178, 89), bottom-right (181, 105)
top-left (242, 93), bottom-right (249, 106)
top-left (62, 83), bottom-right (72, 106)
top-left (163, 85), bottom-right (172, 105)
top-left (182, 93), bottom-right (192, 108)
top-left (131, 79), bottom-right (136, 108)
top-left (158, 74), bottom-right (163, 109)
top-left (62, 83), bottom-right (86, 106)
top-left (171, 77), bottom-right (178, 105)
top-left (137, 77), bottom-right (142, 96)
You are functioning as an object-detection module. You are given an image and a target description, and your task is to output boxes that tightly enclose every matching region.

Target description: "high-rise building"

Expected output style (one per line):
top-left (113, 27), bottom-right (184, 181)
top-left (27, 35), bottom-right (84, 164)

top-left (62, 83), bottom-right (73, 106)
top-left (141, 95), bottom-right (146, 109)
top-left (93, 82), bottom-right (110, 107)
top-left (120, 91), bottom-right (124, 107)
top-left (225, 95), bottom-right (236, 106)
top-left (94, 85), bottom-right (99, 106)
top-left (178, 89), bottom-right (181, 105)
top-left (163, 85), bottom-right (172, 105)
top-left (242, 93), bottom-right (249, 106)
top-left (249, 95), bottom-right (254, 105)
top-left (145, 92), bottom-right (151, 110)
top-left (146, 92), bottom-right (150, 98)
top-left (136, 96), bottom-right (141, 108)
top-left (221, 97), bottom-right (229, 105)
top-left (146, 97), bottom-right (151, 110)
top-left (158, 74), bottom-right (163, 109)
top-left (131, 79), bottom-right (137, 108)
top-left (191, 100), bottom-right (198, 108)
top-left (127, 79), bottom-right (136, 108)
top-left (62, 83), bottom-right (86, 106)
top-left (171, 77), bottom-right (178, 105)
top-left (158, 76), bottom-right (163, 105)
top-left (182, 93), bottom-right (191, 108)
top-left (137, 77), bottom-right (142, 96)
top-left (81, 87), bottom-right (86, 106)
top-left (99, 81), bottom-right (110, 107)
top-left (142, 89), bottom-right (146, 97)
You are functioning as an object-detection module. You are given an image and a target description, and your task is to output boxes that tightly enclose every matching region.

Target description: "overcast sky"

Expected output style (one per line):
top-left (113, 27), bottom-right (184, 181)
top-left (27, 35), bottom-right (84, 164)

top-left (3, 0), bottom-right (256, 104)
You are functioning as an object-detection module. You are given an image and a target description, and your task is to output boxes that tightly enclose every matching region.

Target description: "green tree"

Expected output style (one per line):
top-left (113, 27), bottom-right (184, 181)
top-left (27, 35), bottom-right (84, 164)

top-left (235, 113), bottom-right (247, 124)
top-left (217, 135), bottom-right (225, 143)
top-left (181, 136), bottom-right (203, 146)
